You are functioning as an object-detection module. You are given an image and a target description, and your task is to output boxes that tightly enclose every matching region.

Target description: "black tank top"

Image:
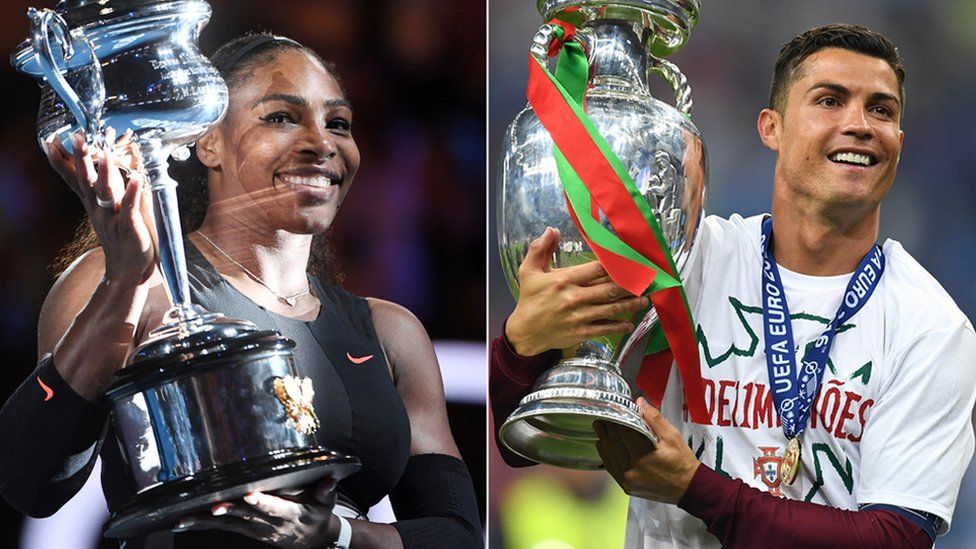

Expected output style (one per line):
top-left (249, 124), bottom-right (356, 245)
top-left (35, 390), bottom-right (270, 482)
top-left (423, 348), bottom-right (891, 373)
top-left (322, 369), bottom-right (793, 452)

top-left (181, 241), bottom-right (412, 512)
top-left (99, 242), bottom-right (411, 548)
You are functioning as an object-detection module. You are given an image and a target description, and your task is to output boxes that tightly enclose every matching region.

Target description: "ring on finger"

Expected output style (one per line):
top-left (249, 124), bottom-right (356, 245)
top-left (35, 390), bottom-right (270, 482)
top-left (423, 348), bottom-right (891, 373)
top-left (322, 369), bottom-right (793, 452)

top-left (96, 196), bottom-right (115, 209)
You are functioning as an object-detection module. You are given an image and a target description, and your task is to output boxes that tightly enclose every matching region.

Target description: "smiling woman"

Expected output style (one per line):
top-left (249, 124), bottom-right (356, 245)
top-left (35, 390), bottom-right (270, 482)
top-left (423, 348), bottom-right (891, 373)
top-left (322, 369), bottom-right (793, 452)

top-left (171, 35), bottom-right (359, 294)
top-left (192, 45), bottom-right (360, 248)
top-left (0, 32), bottom-right (482, 549)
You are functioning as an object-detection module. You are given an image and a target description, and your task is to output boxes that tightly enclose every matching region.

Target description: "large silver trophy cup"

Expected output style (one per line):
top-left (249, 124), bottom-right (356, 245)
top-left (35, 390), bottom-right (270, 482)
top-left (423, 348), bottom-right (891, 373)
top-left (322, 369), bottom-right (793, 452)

top-left (498, 0), bottom-right (707, 469)
top-left (13, 0), bottom-right (359, 537)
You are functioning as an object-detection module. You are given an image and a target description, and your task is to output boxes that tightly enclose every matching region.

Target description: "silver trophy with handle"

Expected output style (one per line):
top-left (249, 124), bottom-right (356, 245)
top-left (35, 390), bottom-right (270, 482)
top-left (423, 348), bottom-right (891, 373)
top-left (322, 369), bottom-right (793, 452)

top-left (497, 0), bottom-right (707, 469)
top-left (12, 0), bottom-right (359, 536)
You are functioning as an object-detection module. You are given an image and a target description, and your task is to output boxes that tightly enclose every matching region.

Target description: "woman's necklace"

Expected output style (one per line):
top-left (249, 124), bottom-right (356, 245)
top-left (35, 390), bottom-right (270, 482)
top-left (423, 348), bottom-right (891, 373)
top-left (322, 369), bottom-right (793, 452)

top-left (197, 231), bottom-right (311, 307)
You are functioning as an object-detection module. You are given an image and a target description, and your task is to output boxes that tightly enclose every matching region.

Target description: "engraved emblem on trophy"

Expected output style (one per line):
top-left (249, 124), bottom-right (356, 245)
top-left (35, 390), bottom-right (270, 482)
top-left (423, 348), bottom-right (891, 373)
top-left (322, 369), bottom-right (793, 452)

top-left (12, 0), bottom-right (359, 536)
top-left (274, 375), bottom-right (321, 435)
top-left (497, 0), bottom-right (707, 469)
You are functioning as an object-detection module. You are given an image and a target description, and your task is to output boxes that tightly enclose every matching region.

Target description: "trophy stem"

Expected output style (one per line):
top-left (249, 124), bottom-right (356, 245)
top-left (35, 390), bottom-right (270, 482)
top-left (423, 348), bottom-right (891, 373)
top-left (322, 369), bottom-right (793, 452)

top-left (577, 19), bottom-right (651, 96)
top-left (142, 140), bottom-right (197, 324)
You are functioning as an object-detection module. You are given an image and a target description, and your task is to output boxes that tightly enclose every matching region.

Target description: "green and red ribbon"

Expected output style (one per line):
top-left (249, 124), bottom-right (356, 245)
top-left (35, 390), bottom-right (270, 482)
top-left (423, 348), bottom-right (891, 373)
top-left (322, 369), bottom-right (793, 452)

top-left (525, 20), bottom-right (709, 424)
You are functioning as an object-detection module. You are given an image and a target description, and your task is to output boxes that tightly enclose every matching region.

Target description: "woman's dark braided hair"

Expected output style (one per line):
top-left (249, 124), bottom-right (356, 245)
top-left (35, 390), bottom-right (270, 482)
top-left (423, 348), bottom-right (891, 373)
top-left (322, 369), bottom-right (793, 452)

top-left (53, 32), bottom-right (343, 284)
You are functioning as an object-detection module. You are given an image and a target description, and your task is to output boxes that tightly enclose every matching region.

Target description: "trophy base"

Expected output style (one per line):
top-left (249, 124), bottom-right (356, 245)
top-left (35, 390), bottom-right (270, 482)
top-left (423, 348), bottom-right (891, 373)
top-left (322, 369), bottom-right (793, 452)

top-left (500, 386), bottom-right (657, 470)
top-left (102, 447), bottom-right (360, 538)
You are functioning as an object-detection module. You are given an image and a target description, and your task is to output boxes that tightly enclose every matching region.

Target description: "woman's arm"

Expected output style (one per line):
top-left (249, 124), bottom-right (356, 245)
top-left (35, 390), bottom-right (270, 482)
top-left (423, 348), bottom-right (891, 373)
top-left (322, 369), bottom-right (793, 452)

top-left (355, 298), bottom-right (482, 549)
top-left (0, 133), bottom-right (158, 516)
top-left (43, 249), bottom-right (153, 399)
top-left (0, 247), bottom-right (153, 515)
top-left (370, 299), bottom-right (461, 458)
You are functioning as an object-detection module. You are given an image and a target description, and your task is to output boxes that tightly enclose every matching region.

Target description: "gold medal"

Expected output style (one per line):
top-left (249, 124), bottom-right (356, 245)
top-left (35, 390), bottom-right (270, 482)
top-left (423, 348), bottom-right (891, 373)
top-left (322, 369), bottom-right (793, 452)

top-left (781, 437), bottom-right (801, 485)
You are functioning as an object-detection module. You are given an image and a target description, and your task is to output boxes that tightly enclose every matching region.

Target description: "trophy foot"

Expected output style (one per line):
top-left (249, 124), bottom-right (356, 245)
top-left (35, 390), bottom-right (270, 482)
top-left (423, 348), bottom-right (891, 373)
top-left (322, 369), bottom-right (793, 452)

top-left (102, 447), bottom-right (360, 538)
top-left (499, 359), bottom-right (658, 469)
top-left (499, 387), bottom-right (657, 470)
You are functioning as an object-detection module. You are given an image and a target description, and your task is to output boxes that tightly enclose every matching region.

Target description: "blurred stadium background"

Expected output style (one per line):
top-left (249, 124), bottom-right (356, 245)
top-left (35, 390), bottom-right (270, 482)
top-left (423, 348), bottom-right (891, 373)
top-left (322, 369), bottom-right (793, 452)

top-left (0, 1), bottom-right (485, 547)
top-left (489, 1), bottom-right (976, 548)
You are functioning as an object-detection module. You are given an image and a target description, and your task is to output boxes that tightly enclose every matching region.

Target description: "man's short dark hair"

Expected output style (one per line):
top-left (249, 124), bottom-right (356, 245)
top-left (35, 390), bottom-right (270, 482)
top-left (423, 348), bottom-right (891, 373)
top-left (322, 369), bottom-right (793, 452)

top-left (769, 23), bottom-right (906, 114)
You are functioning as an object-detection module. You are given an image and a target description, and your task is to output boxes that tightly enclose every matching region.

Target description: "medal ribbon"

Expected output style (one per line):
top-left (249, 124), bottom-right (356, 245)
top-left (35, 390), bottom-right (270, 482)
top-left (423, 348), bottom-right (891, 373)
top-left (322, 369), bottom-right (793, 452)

top-left (525, 20), bottom-right (708, 424)
top-left (760, 216), bottom-right (885, 439)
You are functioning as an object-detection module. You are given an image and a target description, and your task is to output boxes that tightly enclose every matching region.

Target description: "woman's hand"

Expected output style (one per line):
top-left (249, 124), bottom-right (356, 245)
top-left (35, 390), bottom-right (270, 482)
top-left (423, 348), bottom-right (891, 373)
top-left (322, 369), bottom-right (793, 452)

top-left (45, 130), bottom-right (156, 286)
top-left (506, 227), bottom-right (649, 356)
top-left (173, 476), bottom-right (341, 548)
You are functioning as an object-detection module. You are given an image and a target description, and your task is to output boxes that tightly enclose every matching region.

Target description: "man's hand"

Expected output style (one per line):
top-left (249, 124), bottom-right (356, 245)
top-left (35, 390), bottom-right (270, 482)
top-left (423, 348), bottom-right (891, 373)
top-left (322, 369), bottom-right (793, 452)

top-left (506, 227), bottom-right (649, 356)
top-left (595, 397), bottom-right (700, 504)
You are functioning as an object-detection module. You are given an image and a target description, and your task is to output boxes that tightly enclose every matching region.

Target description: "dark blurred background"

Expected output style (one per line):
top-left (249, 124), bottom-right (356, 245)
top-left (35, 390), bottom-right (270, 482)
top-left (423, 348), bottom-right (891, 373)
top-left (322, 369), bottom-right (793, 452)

top-left (0, 0), bottom-right (486, 547)
top-left (489, 1), bottom-right (976, 547)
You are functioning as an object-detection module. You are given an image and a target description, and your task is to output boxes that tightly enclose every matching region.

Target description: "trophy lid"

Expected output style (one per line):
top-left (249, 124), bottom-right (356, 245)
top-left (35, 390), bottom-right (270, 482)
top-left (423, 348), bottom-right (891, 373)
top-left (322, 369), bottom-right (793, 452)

top-left (12, 0), bottom-right (213, 75)
top-left (51, 0), bottom-right (211, 27)
top-left (537, 0), bottom-right (700, 56)
top-left (107, 315), bottom-right (296, 400)
top-left (54, 0), bottom-right (208, 12)
top-left (56, 0), bottom-right (153, 8)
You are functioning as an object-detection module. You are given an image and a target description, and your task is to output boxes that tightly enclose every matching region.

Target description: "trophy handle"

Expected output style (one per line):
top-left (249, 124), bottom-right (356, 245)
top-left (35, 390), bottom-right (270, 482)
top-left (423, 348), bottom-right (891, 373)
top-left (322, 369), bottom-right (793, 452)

top-left (28, 7), bottom-right (104, 145)
top-left (529, 23), bottom-right (562, 63)
top-left (649, 57), bottom-right (693, 117)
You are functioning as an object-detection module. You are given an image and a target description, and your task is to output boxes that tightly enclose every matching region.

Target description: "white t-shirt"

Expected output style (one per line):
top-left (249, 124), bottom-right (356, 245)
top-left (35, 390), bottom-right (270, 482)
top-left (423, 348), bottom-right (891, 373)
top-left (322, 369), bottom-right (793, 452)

top-left (625, 214), bottom-right (976, 548)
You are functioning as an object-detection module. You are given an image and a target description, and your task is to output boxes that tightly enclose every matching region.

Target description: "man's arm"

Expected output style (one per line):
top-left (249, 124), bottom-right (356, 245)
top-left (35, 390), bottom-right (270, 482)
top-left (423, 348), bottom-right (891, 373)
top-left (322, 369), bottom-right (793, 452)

top-left (855, 319), bottom-right (976, 534)
top-left (597, 400), bottom-right (933, 548)
top-left (490, 228), bottom-right (647, 466)
top-left (679, 465), bottom-right (932, 548)
top-left (490, 331), bottom-right (559, 467)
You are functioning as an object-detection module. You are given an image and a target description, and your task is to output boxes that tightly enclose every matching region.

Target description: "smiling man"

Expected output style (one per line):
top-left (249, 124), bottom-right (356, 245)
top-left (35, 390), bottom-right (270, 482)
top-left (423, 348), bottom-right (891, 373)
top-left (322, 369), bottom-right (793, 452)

top-left (491, 23), bottom-right (976, 548)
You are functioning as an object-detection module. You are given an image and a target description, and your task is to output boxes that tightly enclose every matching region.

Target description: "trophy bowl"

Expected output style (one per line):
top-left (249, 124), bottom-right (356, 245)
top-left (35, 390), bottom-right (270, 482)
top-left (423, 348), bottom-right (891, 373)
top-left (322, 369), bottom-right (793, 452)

top-left (11, 0), bottom-right (228, 153)
top-left (497, 0), bottom-right (707, 469)
top-left (103, 324), bottom-right (360, 538)
top-left (12, 0), bottom-right (361, 536)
